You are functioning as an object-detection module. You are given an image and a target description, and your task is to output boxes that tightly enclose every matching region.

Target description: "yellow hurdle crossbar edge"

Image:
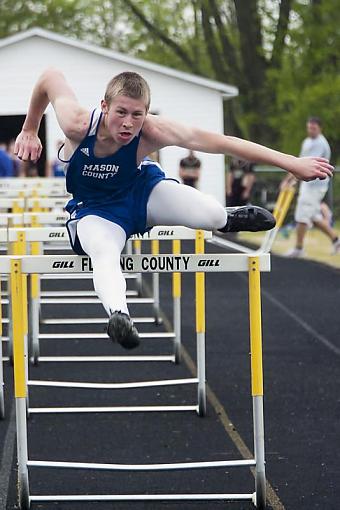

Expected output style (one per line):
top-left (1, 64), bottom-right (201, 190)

top-left (248, 257), bottom-right (264, 397)
top-left (273, 188), bottom-right (295, 229)
top-left (272, 190), bottom-right (285, 220)
top-left (151, 239), bottom-right (159, 256)
top-left (195, 230), bottom-right (205, 334)
top-left (133, 238), bottom-right (142, 251)
top-left (10, 259), bottom-right (26, 399)
top-left (12, 199), bottom-right (24, 216)
top-left (12, 231), bottom-right (29, 336)
top-left (32, 199), bottom-right (42, 213)
top-left (172, 239), bottom-right (181, 298)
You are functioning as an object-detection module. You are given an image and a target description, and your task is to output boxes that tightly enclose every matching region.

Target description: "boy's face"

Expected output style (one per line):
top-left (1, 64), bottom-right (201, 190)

top-left (306, 121), bottom-right (321, 138)
top-left (101, 95), bottom-right (147, 144)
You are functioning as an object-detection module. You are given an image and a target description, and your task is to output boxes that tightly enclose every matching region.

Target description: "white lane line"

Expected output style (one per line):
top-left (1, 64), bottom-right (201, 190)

top-left (261, 287), bottom-right (340, 356)
top-left (0, 403), bottom-right (16, 509)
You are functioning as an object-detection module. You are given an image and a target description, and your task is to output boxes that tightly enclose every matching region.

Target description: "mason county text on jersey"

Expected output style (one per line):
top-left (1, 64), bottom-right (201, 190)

top-left (82, 164), bottom-right (120, 179)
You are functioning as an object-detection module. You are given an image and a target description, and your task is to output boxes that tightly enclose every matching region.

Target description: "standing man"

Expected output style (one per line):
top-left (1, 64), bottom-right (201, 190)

top-left (282, 117), bottom-right (340, 256)
top-left (226, 157), bottom-right (255, 206)
top-left (179, 149), bottom-right (201, 188)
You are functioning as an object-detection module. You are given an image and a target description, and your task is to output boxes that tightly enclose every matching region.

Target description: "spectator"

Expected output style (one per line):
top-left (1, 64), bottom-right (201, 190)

top-left (22, 160), bottom-right (39, 178)
top-left (226, 158), bottom-right (255, 206)
top-left (282, 116), bottom-right (340, 256)
top-left (7, 139), bottom-right (22, 177)
top-left (46, 139), bottom-right (66, 177)
top-left (0, 141), bottom-right (14, 177)
top-left (320, 201), bottom-right (333, 227)
top-left (179, 150), bottom-right (201, 188)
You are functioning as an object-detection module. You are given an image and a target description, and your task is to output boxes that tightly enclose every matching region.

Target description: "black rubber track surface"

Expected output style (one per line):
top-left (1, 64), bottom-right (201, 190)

top-left (1, 239), bottom-right (339, 509)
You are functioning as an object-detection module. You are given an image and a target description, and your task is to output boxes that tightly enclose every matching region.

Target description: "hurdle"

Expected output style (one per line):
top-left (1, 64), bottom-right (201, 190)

top-left (23, 204), bottom-right (155, 315)
top-left (0, 177), bottom-right (66, 192)
top-left (0, 197), bottom-right (25, 214)
top-left (0, 187), bottom-right (67, 198)
top-left (21, 201), bottom-right (159, 318)
top-left (25, 196), bottom-right (69, 212)
top-left (7, 250), bottom-right (270, 509)
top-left (1, 210), bottom-right (164, 351)
top-left (0, 270), bottom-right (4, 419)
top-left (0, 223), bottom-right (11, 388)
top-left (260, 186), bottom-right (295, 253)
top-left (8, 226), bottom-right (211, 367)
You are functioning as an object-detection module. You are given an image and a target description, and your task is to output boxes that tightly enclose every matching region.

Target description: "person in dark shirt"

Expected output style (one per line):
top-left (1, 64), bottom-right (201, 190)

top-left (179, 150), bottom-right (201, 188)
top-left (226, 158), bottom-right (255, 206)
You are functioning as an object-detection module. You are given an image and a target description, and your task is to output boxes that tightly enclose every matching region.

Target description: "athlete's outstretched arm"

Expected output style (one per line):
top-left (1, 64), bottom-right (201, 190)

top-left (141, 115), bottom-right (333, 182)
top-left (15, 68), bottom-right (89, 161)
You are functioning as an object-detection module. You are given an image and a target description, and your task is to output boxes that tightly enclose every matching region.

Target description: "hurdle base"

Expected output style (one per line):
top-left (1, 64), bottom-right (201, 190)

top-left (30, 493), bottom-right (256, 502)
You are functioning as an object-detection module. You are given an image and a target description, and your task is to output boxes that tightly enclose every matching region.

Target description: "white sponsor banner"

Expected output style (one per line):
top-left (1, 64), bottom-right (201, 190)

top-left (8, 226), bottom-right (212, 242)
top-left (0, 254), bottom-right (270, 274)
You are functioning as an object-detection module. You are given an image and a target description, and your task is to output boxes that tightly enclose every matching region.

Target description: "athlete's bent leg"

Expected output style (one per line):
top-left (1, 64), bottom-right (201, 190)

top-left (146, 180), bottom-right (275, 232)
top-left (77, 215), bottom-right (128, 315)
top-left (147, 180), bottom-right (226, 230)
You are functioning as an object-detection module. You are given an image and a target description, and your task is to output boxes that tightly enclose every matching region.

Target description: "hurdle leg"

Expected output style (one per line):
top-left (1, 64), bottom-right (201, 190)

top-left (126, 239), bottom-right (133, 255)
top-left (0, 282), bottom-right (4, 418)
top-left (261, 189), bottom-right (287, 253)
top-left (11, 259), bottom-right (30, 509)
top-left (133, 240), bottom-right (143, 295)
top-left (249, 257), bottom-right (266, 509)
top-left (0, 343), bottom-right (4, 419)
top-left (0, 302), bottom-right (5, 420)
top-left (7, 255), bottom-right (14, 365)
top-left (152, 240), bottom-right (162, 324)
top-left (28, 275), bottom-right (40, 365)
top-left (260, 188), bottom-right (295, 253)
top-left (196, 230), bottom-right (206, 417)
top-left (28, 223), bottom-right (41, 364)
top-left (172, 240), bottom-right (181, 363)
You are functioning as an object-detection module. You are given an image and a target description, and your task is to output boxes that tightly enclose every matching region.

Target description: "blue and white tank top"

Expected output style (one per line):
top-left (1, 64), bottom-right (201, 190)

top-left (62, 109), bottom-right (142, 206)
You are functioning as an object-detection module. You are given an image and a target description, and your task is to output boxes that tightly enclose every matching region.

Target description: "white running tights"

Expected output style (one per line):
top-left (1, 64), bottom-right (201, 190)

top-left (77, 180), bottom-right (226, 316)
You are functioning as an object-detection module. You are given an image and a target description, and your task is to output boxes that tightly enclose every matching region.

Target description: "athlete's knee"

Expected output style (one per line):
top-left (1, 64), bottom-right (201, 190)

top-left (91, 241), bottom-right (121, 265)
top-left (203, 199), bottom-right (226, 229)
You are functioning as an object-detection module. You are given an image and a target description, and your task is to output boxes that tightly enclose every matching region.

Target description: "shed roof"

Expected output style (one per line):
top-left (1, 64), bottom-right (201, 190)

top-left (0, 28), bottom-right (238, 98)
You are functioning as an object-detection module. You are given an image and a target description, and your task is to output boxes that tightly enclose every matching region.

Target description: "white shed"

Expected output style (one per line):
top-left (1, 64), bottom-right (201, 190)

top-left (0, 28), bottom-right (238, 203)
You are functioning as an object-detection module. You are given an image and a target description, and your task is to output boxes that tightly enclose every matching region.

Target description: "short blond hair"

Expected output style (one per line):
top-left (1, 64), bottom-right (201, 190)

top-left (104, 72), bottom-right (151, 110)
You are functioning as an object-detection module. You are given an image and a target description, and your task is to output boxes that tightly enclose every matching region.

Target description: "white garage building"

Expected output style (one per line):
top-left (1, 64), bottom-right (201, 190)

top-left (0, 28), bottom-right (238, 203)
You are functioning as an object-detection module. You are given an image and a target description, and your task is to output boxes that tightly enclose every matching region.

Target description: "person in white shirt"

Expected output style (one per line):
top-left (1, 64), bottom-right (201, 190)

top-left (282, 117), bottom-right (340, 256)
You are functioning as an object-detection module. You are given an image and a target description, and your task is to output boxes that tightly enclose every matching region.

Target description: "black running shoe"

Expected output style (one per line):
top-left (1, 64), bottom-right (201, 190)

top-left (107, 311), bottom-right (140, 350)
top-left (219, 205), bottom-right (276, 233)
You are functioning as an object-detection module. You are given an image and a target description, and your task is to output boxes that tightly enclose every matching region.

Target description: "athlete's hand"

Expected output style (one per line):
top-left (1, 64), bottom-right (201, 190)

top-left (14, 130), bottom-right (42, 162)
top-left (289, 156), bottom-right (334, 181)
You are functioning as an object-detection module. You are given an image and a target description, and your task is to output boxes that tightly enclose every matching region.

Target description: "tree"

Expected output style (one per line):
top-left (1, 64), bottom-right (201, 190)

top-left (271, 0), bottom-right (340, 160)
top-left (1, 0), bottom-right (340, 163)
top-left (120, 0), bottom-right (294, 143)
